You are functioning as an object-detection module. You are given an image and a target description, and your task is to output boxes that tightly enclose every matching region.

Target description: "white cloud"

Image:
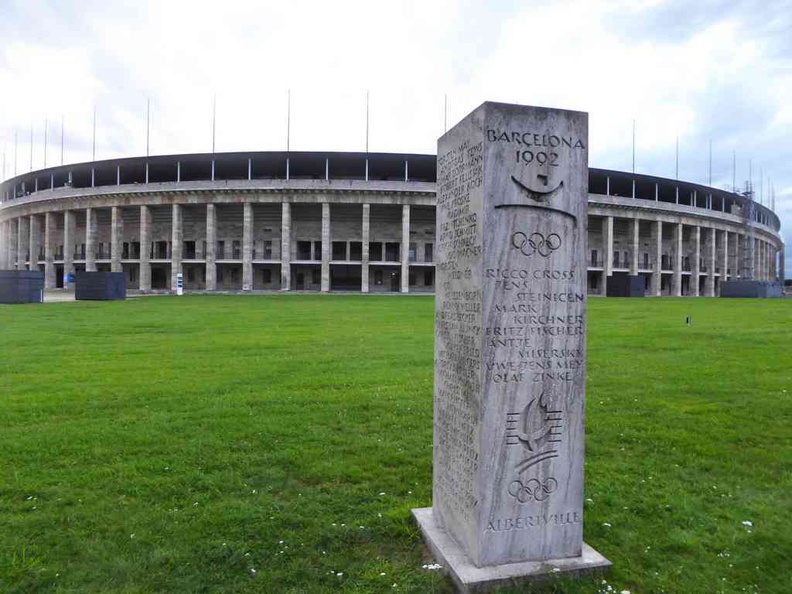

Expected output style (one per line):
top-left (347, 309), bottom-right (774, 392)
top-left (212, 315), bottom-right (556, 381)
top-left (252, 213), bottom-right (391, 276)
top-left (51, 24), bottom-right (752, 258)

top-left (0, 0), bottom-right (789, 271)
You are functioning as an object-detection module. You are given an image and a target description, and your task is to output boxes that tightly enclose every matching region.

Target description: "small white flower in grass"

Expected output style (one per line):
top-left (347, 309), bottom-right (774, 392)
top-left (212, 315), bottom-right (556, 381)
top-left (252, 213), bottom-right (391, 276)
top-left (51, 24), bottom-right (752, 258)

top-left (379, 492), bottom-right (386, 496)
top-left (586, 498), bottom-right (593, 503)
top-left (244, 553), bottom-right (250, 557)
top-left (249, 568), bottom-right (257, 576)
top-left (130, 534), bottom-right (135, 539)
top-left (621, 590), bottom-right (631, 594)
top-left (279, 540), bottom-right (284, 544)
top-left (603, 522), bottom-right (612, 528)
top-left (380, 572), bottom-right (386, 577)
top-left (742, 521), bottom-right (753, 527)
top-left (337, 572), bottom-right (343, 577)
top-left (421, 563), bottom-right (442, 570)
top-left (552, 567), bottom-right (560, 573)
top-left (193, 502), bottom-right (199, 507)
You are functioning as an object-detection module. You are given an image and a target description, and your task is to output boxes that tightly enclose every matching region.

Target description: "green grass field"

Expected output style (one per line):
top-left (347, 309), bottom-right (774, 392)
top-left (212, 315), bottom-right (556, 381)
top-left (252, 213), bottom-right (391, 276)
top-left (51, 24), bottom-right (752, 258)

top-left (0, 295), bottom-right (790, 594)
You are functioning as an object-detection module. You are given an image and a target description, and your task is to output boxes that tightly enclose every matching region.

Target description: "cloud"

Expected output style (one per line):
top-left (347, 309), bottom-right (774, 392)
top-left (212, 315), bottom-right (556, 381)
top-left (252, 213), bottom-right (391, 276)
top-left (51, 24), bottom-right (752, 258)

top-left (0, 0), bottom-right (789, 273)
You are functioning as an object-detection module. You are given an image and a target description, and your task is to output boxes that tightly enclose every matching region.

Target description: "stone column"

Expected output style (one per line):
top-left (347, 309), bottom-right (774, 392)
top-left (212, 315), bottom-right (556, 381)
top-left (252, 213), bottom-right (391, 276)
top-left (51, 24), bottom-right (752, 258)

top-left (0, 221), bottom-right (8, 269)
top-left (603, 216), bottom-right (613, 277)
top-left (17, 217), bottom-right (29, 270)
top-left (6, 220), bottom-right (15, 269)
top-left (629, 218), bottom-right (639, 276)
top-left (243, 201), bottom-right (253, 291)
top-left (361, 203), bottom-right (370, 292)
top-left (672, 222), bottom-right (682, 297)
top-left (401, 204), bottom-right (410, 293)
top-left (705, 228), bottom-right (716, 297)
top-left (763, 242), bottom-right (769, 280)
top-left (85, 208), bottom-right (97, 272)
top-left (692, 226), bottom-right (701, 297)
top-left (170, 203), bottom-right (182, 291)
top-left (720, 230), bottom-right (728, 284)
top-left (111, 206), bottom-right (123, 273)
top-left (11, 220), bottom-right (19, 269)
top-left (321, 202), bottom-right (330, 292)
top-left (29, 215), bottom-right (40, 273)
top-left (0, 221), bottom-right (7, 269)
top-left (205, 204), bottom-right (216, 291)
top-left (11, 219), bottom-right (19, 269)
top-left (757, 241), bottom-right (762, 280)
top-left (63, 211), bottom-right (75, 282)
top-left (280, 202), bottom-right (291, 291)
top-left (758, 242), bottom-right (763, 280)
top-left (44, 212), bottom-right (55, 289)
top-left (763, 242), bottom-right (768, 280)
top-left (733, 233), bottom-right (741, 278)
top-left (139, 205), bottom-right (151, 291)
top-left (652, 220), bottom-right (662, 296)
top-left (6, 220), bottom-right (13, 269)
top-left (779, 246), bottom-right (785, 282)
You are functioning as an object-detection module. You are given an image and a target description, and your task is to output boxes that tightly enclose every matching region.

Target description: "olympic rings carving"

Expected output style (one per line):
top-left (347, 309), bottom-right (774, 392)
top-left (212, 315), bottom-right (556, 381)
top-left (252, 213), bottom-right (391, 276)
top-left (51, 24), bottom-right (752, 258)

top-left (511, 232), bottom-right (562, 258)
top-left (507, 477), bottom-right (558, 504)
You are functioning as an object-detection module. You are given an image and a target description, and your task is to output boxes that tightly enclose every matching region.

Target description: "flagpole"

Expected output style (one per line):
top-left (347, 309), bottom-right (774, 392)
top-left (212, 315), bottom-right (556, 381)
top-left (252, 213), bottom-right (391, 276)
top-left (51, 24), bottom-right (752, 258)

top-left (365, 91), bottom-right (370, 153)
top-left (211, 94), bottom-right (216, 154)
top-left (708, 139), bottom-right (712, 186)
top-left (146, 98), bottom-right (151, 157)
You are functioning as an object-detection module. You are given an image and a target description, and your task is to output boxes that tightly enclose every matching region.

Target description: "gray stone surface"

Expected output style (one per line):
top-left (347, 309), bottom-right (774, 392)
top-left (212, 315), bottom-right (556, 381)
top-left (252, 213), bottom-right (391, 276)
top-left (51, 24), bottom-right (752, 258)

top-left (427, 102), bottom-right (598, 570)
top-left (413, 507), bottom-right (611, 593)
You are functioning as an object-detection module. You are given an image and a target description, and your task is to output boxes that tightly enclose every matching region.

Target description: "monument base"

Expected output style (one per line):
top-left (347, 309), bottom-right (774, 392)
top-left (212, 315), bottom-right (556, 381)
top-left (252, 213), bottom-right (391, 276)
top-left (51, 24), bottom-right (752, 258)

top-left (412, 507), bottom-right (612, 594)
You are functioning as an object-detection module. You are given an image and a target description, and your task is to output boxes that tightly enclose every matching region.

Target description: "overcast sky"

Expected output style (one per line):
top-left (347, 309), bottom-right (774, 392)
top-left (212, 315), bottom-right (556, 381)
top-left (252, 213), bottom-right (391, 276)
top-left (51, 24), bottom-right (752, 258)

top-left (1, 0), bottom-right (790, 275)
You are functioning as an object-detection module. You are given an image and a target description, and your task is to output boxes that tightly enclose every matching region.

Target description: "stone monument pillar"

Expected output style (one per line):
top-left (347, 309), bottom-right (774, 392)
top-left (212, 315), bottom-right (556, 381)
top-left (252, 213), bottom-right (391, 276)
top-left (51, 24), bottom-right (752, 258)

top-left (413, 102), bottom-right (610, 590)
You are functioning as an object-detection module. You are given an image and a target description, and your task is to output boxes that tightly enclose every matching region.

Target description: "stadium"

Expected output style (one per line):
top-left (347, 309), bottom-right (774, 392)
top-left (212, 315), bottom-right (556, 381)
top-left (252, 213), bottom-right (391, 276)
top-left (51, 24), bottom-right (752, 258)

top-left (0, 151), bottom-right (784, 296)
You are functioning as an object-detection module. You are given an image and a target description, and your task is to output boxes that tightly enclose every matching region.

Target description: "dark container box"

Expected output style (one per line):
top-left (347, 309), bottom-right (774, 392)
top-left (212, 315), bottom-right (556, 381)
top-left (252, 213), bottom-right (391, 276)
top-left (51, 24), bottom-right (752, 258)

top-left (0, 270), bottom-right (45, 304)
top-left (721, 280), bottom-right (784, 298)
top-left (75, 272), bottom-right (127, 301)
top-left (606, 273), bottom-right (644, 297)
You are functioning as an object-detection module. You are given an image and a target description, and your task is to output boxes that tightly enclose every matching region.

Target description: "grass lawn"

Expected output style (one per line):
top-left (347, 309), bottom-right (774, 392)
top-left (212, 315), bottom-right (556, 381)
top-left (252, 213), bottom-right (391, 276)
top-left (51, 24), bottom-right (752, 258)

top-left (0, 295), bottom-right (789, 594)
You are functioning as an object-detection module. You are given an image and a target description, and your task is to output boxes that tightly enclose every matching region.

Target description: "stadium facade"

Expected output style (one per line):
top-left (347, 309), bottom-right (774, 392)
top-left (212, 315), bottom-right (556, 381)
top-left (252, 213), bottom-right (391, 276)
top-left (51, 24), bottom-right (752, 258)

top-left (0, 151), bottom-right (784, 296)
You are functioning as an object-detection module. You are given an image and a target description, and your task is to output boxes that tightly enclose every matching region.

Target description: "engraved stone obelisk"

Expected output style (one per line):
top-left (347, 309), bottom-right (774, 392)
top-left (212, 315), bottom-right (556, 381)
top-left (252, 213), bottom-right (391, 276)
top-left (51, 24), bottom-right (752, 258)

top-left (414, 102), bottom-right (610, 590)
